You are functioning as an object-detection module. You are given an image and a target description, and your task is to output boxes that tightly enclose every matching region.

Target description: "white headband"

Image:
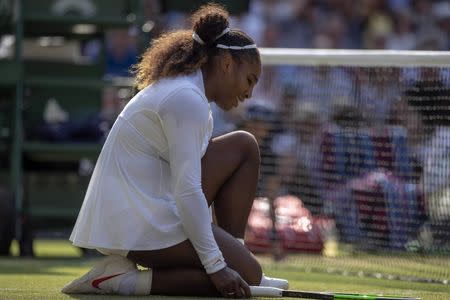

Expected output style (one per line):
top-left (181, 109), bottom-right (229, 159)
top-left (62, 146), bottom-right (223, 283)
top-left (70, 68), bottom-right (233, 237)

top-left (192, 27), bottom-right (257, 50)
top-left (192, 32), bottom-right (206, 45)
top-left (216, 44), bottom-right (257, 49)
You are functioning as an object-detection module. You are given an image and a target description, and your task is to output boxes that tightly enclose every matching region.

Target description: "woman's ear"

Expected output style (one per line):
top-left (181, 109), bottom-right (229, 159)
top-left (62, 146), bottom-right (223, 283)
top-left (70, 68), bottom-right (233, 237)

top-left (219, 52), bottom-right (233, 74)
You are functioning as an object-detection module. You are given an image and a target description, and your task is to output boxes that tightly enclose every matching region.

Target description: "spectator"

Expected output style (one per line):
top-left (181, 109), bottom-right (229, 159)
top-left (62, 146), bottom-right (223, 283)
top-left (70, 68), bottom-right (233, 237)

top-left (353, 67), bottom-right (402, 125)
top-left (239, 102), bottom-right (281, 258)
top-left (292, 66), bottom-right (354, 119)
top-left (240, 102), bottom-right (279, 198)
top-left (363, 13), bottom-right (393, 49)
top-left (403, 67), bottom-right (450, 249)
top-left (240, 101), bottom-right (293, 260)
top-left (324, 0), bottom-right (365, 48)
top-left (276, 85), bottom-right (299, 132)
top-left (386, 9), bottom-right (417, 50)
top-left (82, 28), bottom-right (138, 77)
top-left (317, 12), bottom-right (354, 49)
top-left (277, 0), bottom-right (317, 48)
top-left (388, 0), bottom-right (413, 14)
top-left (322, 99), bottom-right (425, 249)
top-left (247, 0), bottom-right (298, 24)
top-left (432, 1), bottom-right (450, 50)
top-left (405, 67), bottom-right (450, 194)
top-left (272, 101), bottom-right (325, 215)
top-left (412, 0), bottom-right (435, 37)
top-left (387, 97), bottom-right (425, 182)
top-left (104, 28), bottom-right (138, 77)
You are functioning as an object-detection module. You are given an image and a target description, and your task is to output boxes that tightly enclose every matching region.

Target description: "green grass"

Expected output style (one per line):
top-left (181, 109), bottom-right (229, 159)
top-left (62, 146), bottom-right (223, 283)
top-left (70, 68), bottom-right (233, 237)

top-left (0, 240), bottom-right (449, 299)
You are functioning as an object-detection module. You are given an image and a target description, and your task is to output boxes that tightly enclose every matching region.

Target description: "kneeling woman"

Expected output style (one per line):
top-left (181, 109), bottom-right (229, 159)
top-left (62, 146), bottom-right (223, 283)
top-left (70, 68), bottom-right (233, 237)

top-left (62, 3), bottom-right (287, 298)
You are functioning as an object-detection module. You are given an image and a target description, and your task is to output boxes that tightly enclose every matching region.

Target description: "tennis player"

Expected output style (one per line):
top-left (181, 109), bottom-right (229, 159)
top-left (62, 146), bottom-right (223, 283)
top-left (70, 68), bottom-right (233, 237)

top-left (62, 3), bottom-right (288, 298)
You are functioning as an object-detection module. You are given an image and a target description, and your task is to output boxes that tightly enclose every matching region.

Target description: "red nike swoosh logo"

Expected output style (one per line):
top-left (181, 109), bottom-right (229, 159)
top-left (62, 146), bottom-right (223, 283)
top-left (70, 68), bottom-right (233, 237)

top-left (92, 273), bottom-right (125, 289)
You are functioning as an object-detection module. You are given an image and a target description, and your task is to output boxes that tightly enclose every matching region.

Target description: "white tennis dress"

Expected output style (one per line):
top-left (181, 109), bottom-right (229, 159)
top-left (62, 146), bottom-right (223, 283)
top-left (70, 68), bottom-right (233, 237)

top-left (70, 70), bottom-right (226, 274)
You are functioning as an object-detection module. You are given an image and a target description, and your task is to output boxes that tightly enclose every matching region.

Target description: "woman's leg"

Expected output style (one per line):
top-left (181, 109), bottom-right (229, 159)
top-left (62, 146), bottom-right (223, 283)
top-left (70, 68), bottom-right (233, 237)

top-left (152, 268), bottom-right (218, 296)
top-left (129, 224), bottom-right (261, 295)
top-left (201, 130), bottom-right (260, 238)
top-left (127, 131), bottom-right (262, 295)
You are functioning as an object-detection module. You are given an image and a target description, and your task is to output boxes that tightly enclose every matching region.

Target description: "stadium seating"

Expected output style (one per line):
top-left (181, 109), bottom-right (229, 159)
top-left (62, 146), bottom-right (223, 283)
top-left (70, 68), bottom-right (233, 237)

top-left (0, 0), bottom-right (144, 256)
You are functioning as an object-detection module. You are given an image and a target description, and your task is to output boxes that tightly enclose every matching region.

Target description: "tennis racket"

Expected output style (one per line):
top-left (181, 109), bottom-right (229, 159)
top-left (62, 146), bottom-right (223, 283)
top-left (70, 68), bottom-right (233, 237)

top-left (250, 286), bottom-right (421, 300)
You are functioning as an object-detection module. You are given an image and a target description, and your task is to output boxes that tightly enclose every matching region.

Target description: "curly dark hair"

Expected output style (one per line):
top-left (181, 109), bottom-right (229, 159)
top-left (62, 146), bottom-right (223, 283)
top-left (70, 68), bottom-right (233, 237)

top-left (133, 3), bottom-right (260, 90)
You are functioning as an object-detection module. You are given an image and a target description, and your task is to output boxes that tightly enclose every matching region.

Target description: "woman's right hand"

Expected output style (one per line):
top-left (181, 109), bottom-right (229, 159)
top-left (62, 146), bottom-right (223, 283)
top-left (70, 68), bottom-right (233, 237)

top-left (209, 266), bottom-right (251, 298)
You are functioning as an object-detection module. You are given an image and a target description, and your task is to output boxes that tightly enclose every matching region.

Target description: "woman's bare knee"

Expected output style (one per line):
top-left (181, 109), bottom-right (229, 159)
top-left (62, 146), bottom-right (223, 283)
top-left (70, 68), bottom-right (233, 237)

top-left (231, 130), bottom-right (261, 164)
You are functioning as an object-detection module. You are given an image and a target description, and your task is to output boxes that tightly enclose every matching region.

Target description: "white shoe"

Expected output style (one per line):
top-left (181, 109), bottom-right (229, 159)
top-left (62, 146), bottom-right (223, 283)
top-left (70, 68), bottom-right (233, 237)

top-left (61, 255), bottom-right (137, 294)
top-left (260, 275), bottom-right (289, 290)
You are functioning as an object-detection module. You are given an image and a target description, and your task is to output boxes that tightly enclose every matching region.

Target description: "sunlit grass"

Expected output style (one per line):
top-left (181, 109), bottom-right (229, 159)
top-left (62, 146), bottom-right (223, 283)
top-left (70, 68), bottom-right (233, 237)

top-left (1, 240), bottom-right (449, 299)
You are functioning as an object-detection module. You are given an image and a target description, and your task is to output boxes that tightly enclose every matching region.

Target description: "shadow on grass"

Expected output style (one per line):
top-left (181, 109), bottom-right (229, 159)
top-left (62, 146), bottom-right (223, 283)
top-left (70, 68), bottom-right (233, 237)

top-left (0, 257), bottom-right (100, 275)
top-left (66, 294), bottom-right (210, 300)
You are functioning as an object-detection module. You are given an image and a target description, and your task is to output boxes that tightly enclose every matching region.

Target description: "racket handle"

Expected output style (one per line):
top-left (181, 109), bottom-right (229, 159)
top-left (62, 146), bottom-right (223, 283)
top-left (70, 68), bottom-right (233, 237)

top-left (250, 286), bottom-right (283, 297)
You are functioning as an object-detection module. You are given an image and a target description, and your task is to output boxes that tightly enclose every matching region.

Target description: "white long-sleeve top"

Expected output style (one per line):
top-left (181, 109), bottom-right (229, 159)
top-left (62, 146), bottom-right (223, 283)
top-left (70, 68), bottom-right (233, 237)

top-left (70, 70), bottom-right (226, 274)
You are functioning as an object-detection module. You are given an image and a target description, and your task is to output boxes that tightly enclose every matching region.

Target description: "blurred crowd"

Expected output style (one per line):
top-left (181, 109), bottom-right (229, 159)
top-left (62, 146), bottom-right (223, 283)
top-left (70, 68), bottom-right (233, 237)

top-left (159, 0), bottom-right (450, 51)
top-left (93, 0), bottom-right (450, 78)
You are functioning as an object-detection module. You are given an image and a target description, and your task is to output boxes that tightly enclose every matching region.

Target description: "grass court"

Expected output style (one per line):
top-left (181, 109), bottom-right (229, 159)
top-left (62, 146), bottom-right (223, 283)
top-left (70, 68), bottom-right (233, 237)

top-left (0, 240), bottom-right (449, 299)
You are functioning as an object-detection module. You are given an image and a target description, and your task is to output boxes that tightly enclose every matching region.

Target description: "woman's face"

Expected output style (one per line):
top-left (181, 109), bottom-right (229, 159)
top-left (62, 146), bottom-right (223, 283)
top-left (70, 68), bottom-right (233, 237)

top-left (213, 54), bottom-right (261, 111)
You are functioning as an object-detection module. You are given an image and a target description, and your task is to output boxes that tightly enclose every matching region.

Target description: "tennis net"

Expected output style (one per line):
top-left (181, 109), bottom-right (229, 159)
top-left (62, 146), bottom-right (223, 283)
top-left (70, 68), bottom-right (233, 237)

top-left (243, 48), bottom-right (450, 284)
